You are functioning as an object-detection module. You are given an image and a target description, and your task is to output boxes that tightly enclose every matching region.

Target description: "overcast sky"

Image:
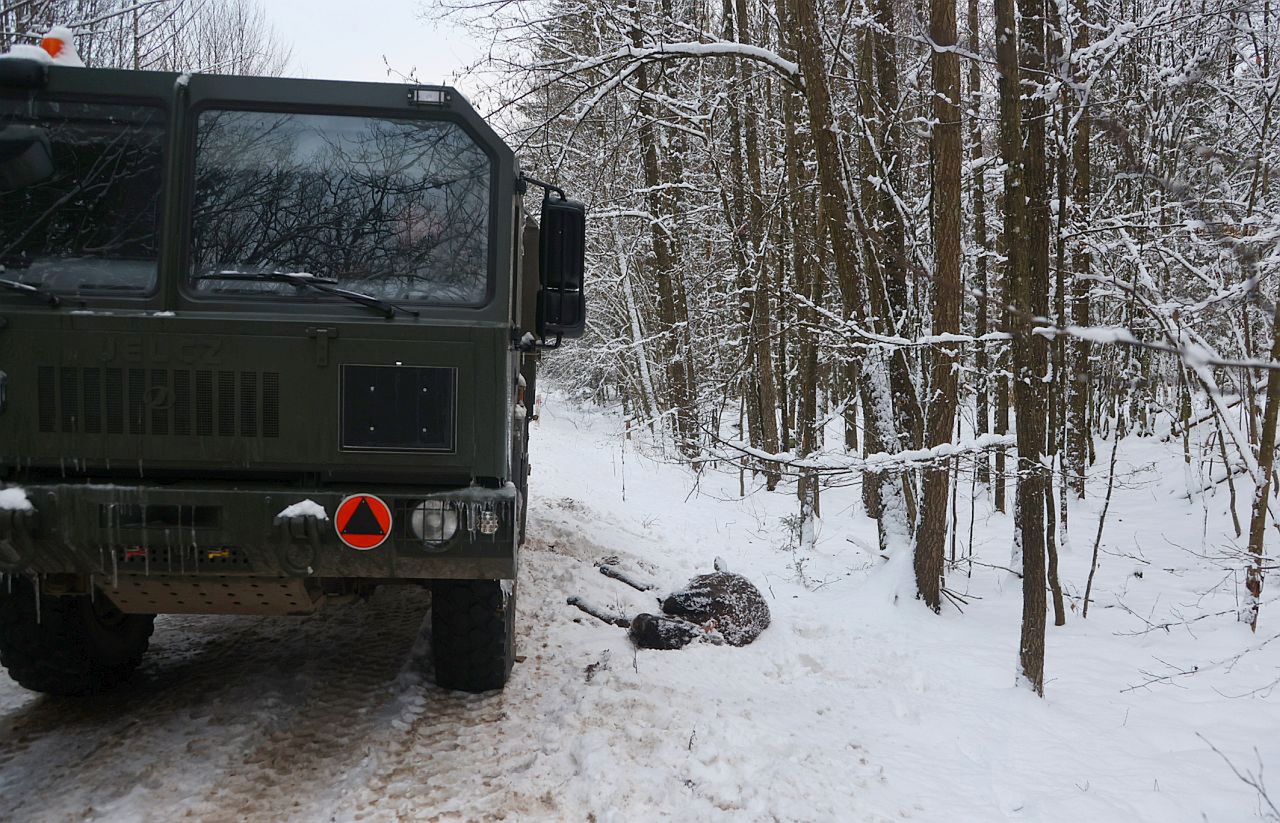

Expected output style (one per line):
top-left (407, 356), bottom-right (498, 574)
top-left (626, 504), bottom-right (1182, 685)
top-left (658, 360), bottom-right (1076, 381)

top-left (266, 0), bottom-right (483, 89)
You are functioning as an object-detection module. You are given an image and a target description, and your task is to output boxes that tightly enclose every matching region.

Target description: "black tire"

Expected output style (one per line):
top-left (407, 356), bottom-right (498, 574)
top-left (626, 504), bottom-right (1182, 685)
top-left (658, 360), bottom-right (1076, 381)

top-left (0, 578), bottom-right (155, 696)
top-left (430, 579), bottom-right (515, 693)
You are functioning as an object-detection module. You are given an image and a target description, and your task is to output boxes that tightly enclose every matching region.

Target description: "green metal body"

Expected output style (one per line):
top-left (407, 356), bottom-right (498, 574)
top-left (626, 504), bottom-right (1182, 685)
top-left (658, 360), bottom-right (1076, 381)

top-left (0, 65), bottom-right (541, 604)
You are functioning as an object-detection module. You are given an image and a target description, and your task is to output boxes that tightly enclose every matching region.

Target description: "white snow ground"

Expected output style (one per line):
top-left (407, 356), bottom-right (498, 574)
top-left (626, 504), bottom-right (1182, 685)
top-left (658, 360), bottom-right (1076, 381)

top-left (0, 389), bottom-right (1277, 821)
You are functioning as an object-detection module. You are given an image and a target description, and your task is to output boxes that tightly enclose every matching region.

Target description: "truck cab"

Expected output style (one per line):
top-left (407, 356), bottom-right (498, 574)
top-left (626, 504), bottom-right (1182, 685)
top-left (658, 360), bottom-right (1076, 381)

top-left (0, 57), bottom-right (586, 694)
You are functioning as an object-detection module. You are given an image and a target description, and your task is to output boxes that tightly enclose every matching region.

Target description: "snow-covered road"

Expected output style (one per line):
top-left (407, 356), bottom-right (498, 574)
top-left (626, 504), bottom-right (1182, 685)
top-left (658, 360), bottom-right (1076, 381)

top-left (0, 586), bottom-right (439, 820)
top-left (1, 392), bottom-right (1277, 821)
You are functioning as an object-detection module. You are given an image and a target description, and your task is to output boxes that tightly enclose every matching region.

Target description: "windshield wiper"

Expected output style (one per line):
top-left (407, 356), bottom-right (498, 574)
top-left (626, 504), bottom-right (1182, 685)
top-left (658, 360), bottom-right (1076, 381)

top-left (197, 271), bottom-right (419, 319)
top-left (0, 276), bottom-right (60, 307)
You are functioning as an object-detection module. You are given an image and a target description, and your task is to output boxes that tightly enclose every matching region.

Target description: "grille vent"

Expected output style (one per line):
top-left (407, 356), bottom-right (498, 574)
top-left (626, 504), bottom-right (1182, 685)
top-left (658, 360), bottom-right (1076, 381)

top-left (37, 367), bottom-right (280, 438)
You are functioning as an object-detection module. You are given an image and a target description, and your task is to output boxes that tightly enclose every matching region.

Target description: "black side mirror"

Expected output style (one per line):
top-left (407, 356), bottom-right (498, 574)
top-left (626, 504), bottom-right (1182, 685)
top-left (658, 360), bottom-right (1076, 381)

top-left (0, 125), bottom-right (53, 192)
top-left (536, 195), bottom-right (586, 339)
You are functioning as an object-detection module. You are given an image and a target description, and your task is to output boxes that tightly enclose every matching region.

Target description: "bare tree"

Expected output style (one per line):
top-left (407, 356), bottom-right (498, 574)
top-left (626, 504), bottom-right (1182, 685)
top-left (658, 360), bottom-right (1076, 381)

top-left (916, 0), bottom-right (963, 611)
top-left (435, 0), bottom-right (1280, 686)
top-left (2, 0), bottom-right (290, 75)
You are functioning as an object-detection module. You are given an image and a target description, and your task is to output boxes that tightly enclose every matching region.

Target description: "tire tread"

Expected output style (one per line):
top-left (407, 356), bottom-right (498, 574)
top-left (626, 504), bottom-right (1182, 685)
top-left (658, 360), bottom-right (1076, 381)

top-left (0, 578), bottom-right (154, 696)
top-left (430, 579), bottom-right (514, 693)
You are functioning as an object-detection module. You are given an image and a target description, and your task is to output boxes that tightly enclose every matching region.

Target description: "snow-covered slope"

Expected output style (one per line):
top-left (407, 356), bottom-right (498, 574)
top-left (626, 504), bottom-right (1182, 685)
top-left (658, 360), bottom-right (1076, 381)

top-left (0, 390), bottom-right (1275, 821)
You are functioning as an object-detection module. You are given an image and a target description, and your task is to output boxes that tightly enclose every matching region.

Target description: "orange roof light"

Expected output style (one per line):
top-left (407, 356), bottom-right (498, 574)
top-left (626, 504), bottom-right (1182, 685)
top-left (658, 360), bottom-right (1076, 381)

top-left (39, 35), bottom-right (65, 59)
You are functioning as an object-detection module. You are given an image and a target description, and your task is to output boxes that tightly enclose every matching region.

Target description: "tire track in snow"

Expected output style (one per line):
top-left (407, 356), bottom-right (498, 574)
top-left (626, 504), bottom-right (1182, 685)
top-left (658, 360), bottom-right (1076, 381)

top-left (0, 515), bottom-right (706, 822)
top-left (326, 518), bottom-right (709, 822)
top-left (333, 550), bottom-right (563, 821)
top-left (180, 587), bottom-right (430, 822)
top-left (0, 587), bottom-right (431, 822)
top-left (0, 612), bottom-right (288, 820)
top-left (330, 537), bottom-right (616, 822)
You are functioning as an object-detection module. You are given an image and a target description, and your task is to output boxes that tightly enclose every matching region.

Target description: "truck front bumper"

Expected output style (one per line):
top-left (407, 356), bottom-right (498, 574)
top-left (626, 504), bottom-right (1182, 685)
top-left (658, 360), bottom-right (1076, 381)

top-left (0, 481), bottom-right (518, 582)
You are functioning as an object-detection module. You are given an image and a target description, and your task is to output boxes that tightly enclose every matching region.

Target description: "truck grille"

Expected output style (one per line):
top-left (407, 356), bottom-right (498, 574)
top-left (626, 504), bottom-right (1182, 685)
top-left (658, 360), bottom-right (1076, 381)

top-left (37, 366), bottom-right (280, 438)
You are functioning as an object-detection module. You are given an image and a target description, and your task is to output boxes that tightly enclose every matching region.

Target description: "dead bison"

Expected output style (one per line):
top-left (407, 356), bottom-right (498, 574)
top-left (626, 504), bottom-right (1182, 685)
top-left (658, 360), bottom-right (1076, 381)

top-left (569, 562), bottom-right (772, 651)
top-left (628, 612), bottom-right (701, 650)
top-left (631, 571), bottom-right (771, 650)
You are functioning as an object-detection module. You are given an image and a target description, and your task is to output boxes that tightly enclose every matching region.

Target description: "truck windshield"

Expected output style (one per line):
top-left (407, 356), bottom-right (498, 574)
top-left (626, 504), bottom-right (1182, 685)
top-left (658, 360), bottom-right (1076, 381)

top-left (0, 98), bottom-right (165, 295)
top-left (189, 109), bottom-right (491, 306)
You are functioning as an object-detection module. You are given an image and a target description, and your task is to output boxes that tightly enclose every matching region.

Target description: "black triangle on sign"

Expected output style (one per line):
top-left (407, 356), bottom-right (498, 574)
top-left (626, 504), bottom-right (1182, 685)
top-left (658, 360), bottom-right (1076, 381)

top-left (341, 497), bottom-right (385, 536)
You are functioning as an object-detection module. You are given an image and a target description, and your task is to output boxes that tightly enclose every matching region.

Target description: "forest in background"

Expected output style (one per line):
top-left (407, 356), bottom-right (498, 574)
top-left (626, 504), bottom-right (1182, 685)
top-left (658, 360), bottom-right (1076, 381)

top-left (1, 0), bottom-right (289, 75)
top-left (438, 0), bottom-right (1280, 693)
top-left (3, 0), bottom-right (1276, 698)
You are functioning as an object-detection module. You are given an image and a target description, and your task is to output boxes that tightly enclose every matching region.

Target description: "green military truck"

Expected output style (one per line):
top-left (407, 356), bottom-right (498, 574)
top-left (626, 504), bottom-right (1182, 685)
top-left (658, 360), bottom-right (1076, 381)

top-left (0, 56), bottom-right (586, 694)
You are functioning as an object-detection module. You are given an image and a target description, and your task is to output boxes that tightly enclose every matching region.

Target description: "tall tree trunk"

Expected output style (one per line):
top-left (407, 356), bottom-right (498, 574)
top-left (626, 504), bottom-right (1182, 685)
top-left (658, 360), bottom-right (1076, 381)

top-left (735, 0), bottom-right (782, 489)
top-left (857, 28), bottom-right (887, 520)
top-left (797, 215), bottom-right (825, 527)
top-left (775, 0), bottom-right (820, 521)
top-left (1067, 0), bottom-right (1093, 497)
top-left (631, 20), bottom-right (698, 457)
top-left (776, 209), bottom-right (794, 453)
top-left (1043, 0), bottom-right (1069, 629)
top-left (617, 228), bottom-right (660, 429)
top-left (1021, 0), bottom-right (1052, 693)
top-left (871, 0), bottom-right (926, 456)
top-left (1245, 299), bottom-right (1280, 631)
top-left (996, 0), bottom-right (1048, 695)
top-left (994, 192), bottom-right (1011, 514)
top-left (720, 0), bottom-right (764, 460)
top-left (788, 0), bottom-right (910, 549)
top-left (916, 0), bottom-right (963, 612)
top-left (968, 0), bottom-right (991, 487)
top-left (995, 273), bottom-right (1011, 512)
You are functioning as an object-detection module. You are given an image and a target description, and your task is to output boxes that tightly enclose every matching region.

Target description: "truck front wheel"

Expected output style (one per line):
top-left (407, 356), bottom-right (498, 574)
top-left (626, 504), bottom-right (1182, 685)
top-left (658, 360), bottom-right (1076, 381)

top-left (430, 579), bottom-right (515, 693)
top-left (0, 577), bottom-right (155, 696)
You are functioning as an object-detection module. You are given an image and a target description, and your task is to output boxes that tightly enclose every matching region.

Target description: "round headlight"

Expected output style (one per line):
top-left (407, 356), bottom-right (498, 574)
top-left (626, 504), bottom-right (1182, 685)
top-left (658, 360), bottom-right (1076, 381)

top-left (410, 500), bottom-right (459, 545)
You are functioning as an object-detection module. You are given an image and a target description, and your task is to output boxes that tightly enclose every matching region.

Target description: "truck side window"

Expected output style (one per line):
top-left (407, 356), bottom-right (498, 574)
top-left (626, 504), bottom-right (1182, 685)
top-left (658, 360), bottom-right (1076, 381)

top-left (0, 98), bottom-right (165, 295)
top-left (188, 109), bottom-right (492, 306)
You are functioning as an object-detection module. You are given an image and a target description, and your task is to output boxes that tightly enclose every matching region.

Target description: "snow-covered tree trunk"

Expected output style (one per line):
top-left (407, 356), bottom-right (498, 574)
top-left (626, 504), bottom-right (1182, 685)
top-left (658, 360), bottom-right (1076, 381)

top-left (1245, 302), bottom-right (1280, 630)
top-left (629, 13), bottom-right (698, 457)
top-left (616, 228), bottom-right (661, 432)
top-left (1066, 0), bottom-right (1093, 498)
top-left (995, 0), bottom-right (1048, 694)
top-left (915, 0), bottom-right (964, 612)
top-left (788, 0), bottom-right (910, 554)
top-left (968, 0), bottom-right (992, 489)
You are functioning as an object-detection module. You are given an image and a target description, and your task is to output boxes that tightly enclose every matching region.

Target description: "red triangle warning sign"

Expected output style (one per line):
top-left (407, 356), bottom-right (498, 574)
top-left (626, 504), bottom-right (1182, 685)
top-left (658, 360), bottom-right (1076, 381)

top-left (334, 494), bottom-right (392, 550)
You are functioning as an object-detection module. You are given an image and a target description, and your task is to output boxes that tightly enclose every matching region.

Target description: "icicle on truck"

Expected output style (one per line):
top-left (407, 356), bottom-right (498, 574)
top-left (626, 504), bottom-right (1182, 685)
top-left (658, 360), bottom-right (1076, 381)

top-left (0, 50), bottom-right (586, 694)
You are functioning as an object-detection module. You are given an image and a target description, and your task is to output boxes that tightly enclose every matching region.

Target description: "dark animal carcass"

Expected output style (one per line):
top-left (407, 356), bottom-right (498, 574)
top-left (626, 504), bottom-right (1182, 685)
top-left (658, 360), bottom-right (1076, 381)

top-left (628, 613), bottom-right (701, 651)
top-left (628, 571), bottom-right (771, 650)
